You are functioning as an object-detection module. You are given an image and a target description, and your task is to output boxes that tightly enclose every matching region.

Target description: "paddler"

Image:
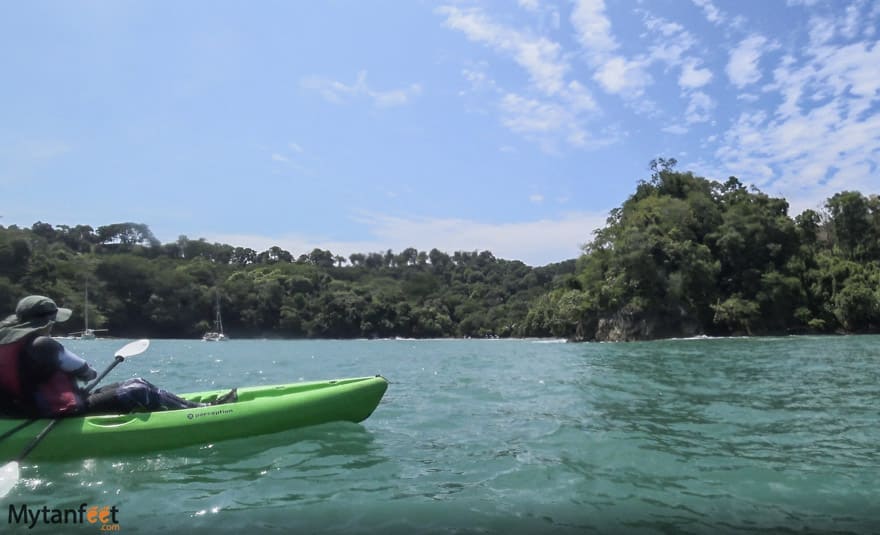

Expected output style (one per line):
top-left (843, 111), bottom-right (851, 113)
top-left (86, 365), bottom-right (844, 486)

top-left (0, 295), bottom-right (236, 418)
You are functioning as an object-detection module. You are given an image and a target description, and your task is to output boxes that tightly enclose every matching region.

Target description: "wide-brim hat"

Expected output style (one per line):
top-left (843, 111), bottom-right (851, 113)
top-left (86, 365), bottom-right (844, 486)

top-left (0, 295), bottom-right (72, 345)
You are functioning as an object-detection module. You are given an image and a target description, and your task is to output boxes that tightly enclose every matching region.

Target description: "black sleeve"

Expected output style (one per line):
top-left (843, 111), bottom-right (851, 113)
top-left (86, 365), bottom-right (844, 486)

top-left (21, 336), bottom-right (65, 383)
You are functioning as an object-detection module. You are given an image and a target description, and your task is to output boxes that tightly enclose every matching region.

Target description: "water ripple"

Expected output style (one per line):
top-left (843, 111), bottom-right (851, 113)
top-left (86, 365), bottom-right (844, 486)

top-left (9, 337), bottom-right (880, 534)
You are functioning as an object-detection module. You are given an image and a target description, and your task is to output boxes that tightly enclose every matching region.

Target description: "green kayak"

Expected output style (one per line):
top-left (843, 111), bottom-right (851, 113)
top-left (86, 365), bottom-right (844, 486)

top-left (0, 376), bottom-right (388, 461)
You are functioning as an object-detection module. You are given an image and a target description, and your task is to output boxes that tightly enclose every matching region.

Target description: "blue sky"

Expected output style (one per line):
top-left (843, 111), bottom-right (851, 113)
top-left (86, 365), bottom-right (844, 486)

top-left (1, 1), bottom-right (878, 266)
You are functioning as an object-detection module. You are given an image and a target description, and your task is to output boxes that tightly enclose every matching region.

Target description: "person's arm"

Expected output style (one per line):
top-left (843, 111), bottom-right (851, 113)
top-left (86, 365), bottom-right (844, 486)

top-left (57, 346), bottom-right (98, 381)
top-left (29, 336), bottom-right (98, 381)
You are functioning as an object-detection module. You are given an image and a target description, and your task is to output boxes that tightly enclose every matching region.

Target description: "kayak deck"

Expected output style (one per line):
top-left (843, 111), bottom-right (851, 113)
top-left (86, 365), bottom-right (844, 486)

top-left (0, 376), bottom-right (388, 461)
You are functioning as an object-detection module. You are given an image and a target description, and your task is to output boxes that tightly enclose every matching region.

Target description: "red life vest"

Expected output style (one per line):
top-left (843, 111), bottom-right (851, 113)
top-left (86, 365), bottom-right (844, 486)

top-left (0, 338), bottom-right (26, 399)
top-left (0, 338), bottom-right (82, 417)
top-left (33, 371), bottom-right (83, 416)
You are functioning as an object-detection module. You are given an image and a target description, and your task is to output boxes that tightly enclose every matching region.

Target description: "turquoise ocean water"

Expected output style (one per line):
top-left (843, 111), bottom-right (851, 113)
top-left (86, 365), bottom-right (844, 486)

top-left (4, 336), bottom-right (879, 534)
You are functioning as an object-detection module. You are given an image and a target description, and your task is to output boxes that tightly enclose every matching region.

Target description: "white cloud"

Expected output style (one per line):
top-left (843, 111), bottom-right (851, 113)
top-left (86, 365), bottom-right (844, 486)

top-left (786, 0), bottom-right (821, 6)
top-left (17, 140), bottom-right (73, 160)
top-left (638, 10), bottom-right (717, 125)
top-left (808, 16), bottom-right (836, 47)
top-left (593, 56), bottom-right (652, 97)
top-left (570, 0), bottom-right (653, 98)
top-left (529, 194), bottom-right (544, 203)
top-left (726, 35), bottom-right (774, 88)
top-left (643, 15), bottom-right (685, 38)
top-left (462, 67), bottom-right (498, 93)
top-left (663, 125), bottom-right (689, 135)
top-left (301, 71), bottom-right (422, 107)
top-left (565, 81), bottom-right (596, 112)
top-left (439, 5), bottom-right (601, 148)
top-left (679, 60), bottom-right (713, 89)
top-left (500, 94), bottom-right (567, 133)
top-left (685, 91), bottom-right (715, 124)
top-left (205, 211), bottom-right (609, 266)
top-left (497, 91), bottom-right (618, 152)
top-left (868, 2), bottom-right (880, 37)
top-left (499, 93), bottom-right (587, 150)
top-left (641, 13), bottom-right (699, 68)
top-left (570, 0), bottom-right (619, 64)
top-left (518, 0), bottom-right (540, 12)
top-left (710, 35), bottom-right (880, 215)
top-left (288, 142), bottom-right (304, 153)
top-left (840, 4), bottom-right (860, 39)
top-left (648, 41), bottom-right (695, 67)
top-left (439, 6), bottom-right (570, 96)
top-left (271, 153), bottom-right (288, 162)
top-left (691, 0), bottom-right (724, 25)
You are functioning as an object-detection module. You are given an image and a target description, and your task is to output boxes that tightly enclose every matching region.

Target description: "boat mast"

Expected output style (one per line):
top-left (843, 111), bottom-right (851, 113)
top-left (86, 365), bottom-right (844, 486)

top-left (215, 291), bottom-right (224, 334)
top-left (84, 281), bottom-right (89, 332)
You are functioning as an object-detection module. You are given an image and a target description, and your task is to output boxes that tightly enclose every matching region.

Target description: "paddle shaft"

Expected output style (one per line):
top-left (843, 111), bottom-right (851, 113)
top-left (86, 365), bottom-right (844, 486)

top-left (84, 356), bottom-right (124, 393)
top-left (0, 420), bottom-right (36, 442)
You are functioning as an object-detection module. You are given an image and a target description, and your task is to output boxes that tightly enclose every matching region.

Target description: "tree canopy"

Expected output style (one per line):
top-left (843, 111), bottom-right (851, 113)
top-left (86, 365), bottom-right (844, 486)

top-left (521, 160), bottom-right (880, 340)
top-left (2, 161), bottom-right (877, 341)
top-left (0, 223), bottom-right (573, 339)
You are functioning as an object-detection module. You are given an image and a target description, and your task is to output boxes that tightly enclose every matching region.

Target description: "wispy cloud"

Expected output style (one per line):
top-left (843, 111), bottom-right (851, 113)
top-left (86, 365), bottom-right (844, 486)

top-left (571, 0), bottom-right (654, 98)
top-left (438, 5), bottom-right (601, 150)
top-left (663, 125), bottom-right (689, 135)
top-left (439, 6), bottom-right (570, 96)
top-left (499, 93), bottom-right (583, 149)
top-left (808, 16), bottom-right (836, 46)
top-left (205, 211), bottom-right (609, 266)
top-left (13, 140), bottom-right (73, 161)
top-left (268, 141), bottom-right (312, 173)
top-left (518, 0), bottom-right (540, 12)
top-left (571, 0), bottom-right (619, 63)
top-left (726, 35), bottom-right (775, 88)
top-left (691, 0), bottom-right (725, 25)
top-left (0, 139), bottom-right (74, 185)
top-left (301, 71), bottom-right (422, 107)
top-left (593, 56), bottom-right (653, 97)
top-left (708, 34), bottom-right (880, 215)
top-left (461, 66), bottom-right (498, 95)
top-left (685, 91), bottom-right (715, 124)
top-left (841, 2), bottom-right (863, 38)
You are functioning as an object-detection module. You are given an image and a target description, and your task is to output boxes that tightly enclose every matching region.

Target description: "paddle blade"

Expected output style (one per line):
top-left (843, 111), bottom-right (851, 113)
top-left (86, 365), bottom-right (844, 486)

top-left (115, 339), bottom-right (150, 359)
top-left (0, 461), bottom-right (20, 499)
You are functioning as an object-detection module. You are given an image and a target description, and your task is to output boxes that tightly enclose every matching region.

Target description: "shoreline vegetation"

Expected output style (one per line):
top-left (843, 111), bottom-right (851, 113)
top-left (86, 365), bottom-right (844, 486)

top-left (2, 160), bottom-right (878, 342)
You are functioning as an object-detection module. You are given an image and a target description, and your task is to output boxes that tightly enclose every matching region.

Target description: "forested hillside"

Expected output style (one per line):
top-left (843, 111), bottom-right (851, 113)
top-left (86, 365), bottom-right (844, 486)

top-left (0, 222), bottom-right (574, 339)
top-left (523, 159), bottom-right (880, 340)
top-left (2, 159), bottom-right (877, 341)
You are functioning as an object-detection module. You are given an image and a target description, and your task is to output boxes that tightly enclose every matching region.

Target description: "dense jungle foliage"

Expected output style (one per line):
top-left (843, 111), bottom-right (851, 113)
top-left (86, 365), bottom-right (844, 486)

top-left (0, 221), bottom-right (574, 339)
top-left (524, 159), bottom-right (880, 340)
top-left (1, 159), bottom-right (878, 340)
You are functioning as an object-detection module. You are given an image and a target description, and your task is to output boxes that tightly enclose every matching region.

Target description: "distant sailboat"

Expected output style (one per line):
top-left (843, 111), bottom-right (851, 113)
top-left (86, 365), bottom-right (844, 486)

top-left (203, 292), bottom-right (228, 342)
top-left (71, 282), bottom-right (108, 340)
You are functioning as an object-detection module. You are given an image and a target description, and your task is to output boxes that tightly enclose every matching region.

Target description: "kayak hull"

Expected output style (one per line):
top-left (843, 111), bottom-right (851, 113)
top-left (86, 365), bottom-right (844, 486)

top-left (0, 376), bottom-right (388, 461)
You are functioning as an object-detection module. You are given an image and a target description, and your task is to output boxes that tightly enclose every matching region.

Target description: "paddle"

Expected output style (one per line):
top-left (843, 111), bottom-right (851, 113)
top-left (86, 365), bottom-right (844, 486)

top-left (0, 339), bottom-right (150, 498)
top-left (0, 420), bottom-right (37, 443)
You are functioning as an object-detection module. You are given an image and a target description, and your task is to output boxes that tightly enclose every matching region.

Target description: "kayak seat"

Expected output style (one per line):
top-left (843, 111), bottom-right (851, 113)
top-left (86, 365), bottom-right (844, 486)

top-left (209, 388), bottom-right (238, 406)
